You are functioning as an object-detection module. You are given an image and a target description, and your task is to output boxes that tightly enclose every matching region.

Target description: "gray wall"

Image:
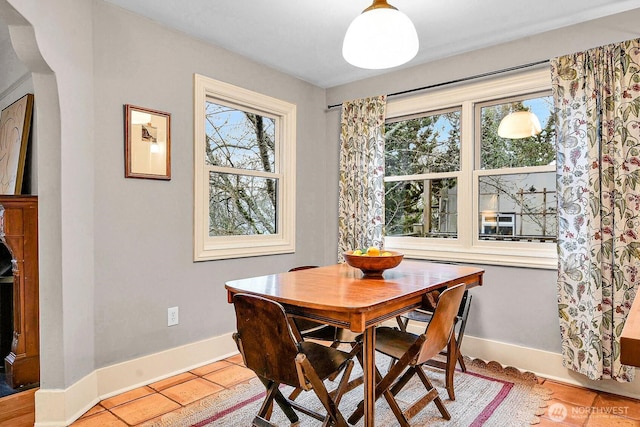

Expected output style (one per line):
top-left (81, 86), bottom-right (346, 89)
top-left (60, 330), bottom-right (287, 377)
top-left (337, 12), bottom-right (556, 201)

top-left (0, 18), bottom-right (27, 95)
top-left (466, 266), bottom-right (560, 352)
top-left (91, 2), bottom-right (331, 367)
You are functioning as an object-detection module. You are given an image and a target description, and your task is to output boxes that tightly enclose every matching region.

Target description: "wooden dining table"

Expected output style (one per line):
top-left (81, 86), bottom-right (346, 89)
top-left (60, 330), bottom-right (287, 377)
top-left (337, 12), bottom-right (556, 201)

top-left (225, 259), bottom-right (484, 427)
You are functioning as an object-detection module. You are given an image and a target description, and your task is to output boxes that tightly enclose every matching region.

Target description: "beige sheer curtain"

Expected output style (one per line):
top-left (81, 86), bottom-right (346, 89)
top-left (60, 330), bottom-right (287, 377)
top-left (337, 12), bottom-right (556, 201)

top-left (337, 96), bottom-right (387, 261)
top-left (552, 38), bottom-right (640, 381)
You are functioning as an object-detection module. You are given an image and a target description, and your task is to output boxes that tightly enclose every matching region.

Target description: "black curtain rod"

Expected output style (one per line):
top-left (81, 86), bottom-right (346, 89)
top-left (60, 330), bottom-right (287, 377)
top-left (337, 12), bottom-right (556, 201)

top-left (326, 59), bottom-right (550, 110)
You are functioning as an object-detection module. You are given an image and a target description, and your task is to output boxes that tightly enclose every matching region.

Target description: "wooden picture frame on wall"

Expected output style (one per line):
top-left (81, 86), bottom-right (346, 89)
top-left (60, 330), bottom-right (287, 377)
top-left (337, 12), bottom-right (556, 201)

top-left (0, 93), bottom-right (33, 194)
top-left (124, 104), bottom-right (171, 180)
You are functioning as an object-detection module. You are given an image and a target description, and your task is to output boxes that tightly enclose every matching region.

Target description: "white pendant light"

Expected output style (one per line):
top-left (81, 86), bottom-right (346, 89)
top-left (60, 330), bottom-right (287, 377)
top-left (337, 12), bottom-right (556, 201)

top-left (497, 111), bottom-right (542, 139)
top-left (342, 0), bottom-right (419, 69)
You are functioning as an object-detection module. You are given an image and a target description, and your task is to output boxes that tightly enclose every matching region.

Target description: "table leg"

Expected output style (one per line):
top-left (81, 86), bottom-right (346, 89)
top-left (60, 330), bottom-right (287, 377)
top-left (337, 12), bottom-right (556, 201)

top-left (362, 327), bottom-right (375, 427)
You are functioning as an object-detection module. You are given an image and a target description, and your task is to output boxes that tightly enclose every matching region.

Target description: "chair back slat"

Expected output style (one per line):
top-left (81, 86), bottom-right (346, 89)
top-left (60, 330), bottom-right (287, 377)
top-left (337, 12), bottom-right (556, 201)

top-left (417, 283), bottom-right (466, 364)
top-left (233, 293), bottom-right (302, 387)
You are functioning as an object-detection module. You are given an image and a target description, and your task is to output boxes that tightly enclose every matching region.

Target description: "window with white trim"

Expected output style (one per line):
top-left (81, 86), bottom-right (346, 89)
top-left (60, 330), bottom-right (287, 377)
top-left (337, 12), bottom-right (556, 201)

top-left (476, 95), bottom-right (556, 243)
top-left (193, 74), bottom-right (296, 261)
top-left (385, 107), bottom-right (461, 239)
top-left (383, 68), bottom-right (557, 269)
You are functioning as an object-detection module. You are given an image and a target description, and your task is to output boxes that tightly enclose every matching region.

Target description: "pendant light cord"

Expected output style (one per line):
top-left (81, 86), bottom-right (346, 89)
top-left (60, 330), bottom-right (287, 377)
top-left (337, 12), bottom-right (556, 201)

top-left (326, 59), bottom-right (549, 110)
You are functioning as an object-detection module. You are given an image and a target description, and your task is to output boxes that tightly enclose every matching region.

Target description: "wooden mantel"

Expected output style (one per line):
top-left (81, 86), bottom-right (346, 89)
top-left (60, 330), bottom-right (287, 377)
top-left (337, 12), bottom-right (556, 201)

top-left (0, 196), bottom-right (39, 388)
top-left (621, 292), bottom-right (640, 367)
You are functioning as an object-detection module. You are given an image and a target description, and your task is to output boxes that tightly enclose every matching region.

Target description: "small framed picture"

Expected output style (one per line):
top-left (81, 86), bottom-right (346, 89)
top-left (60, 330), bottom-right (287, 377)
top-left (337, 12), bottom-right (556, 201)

top-left (124, 104), bottom-right (171, 180)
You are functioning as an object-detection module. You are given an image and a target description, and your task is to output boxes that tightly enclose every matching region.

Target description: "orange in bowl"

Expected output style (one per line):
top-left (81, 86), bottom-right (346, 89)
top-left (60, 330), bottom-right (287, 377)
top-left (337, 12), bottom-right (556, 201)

top-left (343, 250), bottom-right (404, 278)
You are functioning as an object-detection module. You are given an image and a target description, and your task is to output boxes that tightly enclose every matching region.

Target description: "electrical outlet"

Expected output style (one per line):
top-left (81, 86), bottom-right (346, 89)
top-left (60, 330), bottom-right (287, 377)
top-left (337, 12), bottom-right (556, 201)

top-left (168, 306), bottom-right (179, 326)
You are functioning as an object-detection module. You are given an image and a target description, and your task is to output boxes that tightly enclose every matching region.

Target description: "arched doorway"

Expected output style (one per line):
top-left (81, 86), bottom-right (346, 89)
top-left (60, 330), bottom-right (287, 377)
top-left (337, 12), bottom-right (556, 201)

top-left (0, 0), bottom-right (62, 403)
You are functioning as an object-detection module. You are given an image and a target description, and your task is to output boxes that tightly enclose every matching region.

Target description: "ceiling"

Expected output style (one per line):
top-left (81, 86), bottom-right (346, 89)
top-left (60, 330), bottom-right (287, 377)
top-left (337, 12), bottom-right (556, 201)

top-left (100, 0), bottom-right (640, 88)
top-left (35, 1), bottom-right (640, 88)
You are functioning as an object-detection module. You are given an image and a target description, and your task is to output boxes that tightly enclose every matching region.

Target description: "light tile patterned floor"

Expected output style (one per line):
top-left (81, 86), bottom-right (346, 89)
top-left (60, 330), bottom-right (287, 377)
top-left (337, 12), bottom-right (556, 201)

top-left (64, 353), bottom-right (640, 426)
top-left (70, 354), bottom-right (249, 426)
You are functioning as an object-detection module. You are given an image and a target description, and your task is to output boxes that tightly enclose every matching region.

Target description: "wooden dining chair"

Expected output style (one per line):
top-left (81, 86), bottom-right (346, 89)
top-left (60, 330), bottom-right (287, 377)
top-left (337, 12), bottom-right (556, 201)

top-left (348, 283), bottom-right (467, 427)
top-left (232, 293), bottom-right (361, 427)
top-left (395, 287), bottom-right (472, 372)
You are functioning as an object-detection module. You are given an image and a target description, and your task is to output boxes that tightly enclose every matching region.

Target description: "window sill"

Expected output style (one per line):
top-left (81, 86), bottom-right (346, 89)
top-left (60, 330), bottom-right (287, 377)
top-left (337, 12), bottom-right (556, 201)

top-left (194, 236), bottom-right (295, 261)
top-left (384, 240), bottom-right (557, 270)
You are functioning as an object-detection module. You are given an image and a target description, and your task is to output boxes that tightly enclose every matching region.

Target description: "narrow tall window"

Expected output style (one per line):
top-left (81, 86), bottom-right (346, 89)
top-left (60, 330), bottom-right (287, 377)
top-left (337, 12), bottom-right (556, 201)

top-left (194, 75), bottom-right (296, 261)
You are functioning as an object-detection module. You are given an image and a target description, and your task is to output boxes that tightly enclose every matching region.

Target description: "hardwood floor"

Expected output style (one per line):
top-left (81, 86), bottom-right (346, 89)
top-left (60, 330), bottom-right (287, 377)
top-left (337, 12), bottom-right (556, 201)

top-left (0, 387), bottom-right (36, 427)
top-left (2, 354), bottom-right (640, 426)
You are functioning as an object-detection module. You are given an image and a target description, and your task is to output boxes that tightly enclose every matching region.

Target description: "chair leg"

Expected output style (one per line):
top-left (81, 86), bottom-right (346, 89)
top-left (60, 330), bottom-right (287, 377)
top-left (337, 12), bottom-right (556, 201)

top-left (290, 342), bottom-right (359, 403)
top-left (258, 377), bottom-right (299, 424)
top-left (395, 315), bottom-right (409, 332)
top-left (455, 292), bottom-right (472, 372)
top-left (389, 365), bottom-right (417, 397)
top-left (387, 355), bottom-right (398, 374)
top-left (415, 367), bottom-right (450, 420)
top-left (457, 350), bottom-right (467, 372)
top-left (445, 336), bottom-right (457, 400)
top-left (381, 385), bottom-right (410, 427)
top-left (288, 387), bottom-right (302, 401)
top-left (297, 354), bottom-right (348, 427)
top-left (383, 367), bottom-right (418, 427)
top-left (341, 341), bottom-right (365, 393)
top-left (256, 379), bottom-right (277, 420)
top-left (327, 335), bottom-right (359, 381)
top-left (348, 350), bottom-right (415, 425)
top-left (322, 360), bottom-right (354, 427)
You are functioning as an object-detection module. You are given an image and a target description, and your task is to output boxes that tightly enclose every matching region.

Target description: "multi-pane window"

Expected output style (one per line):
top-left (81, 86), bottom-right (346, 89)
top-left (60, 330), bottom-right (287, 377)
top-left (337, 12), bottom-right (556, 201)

top-left (385, 109), bottom-right (460, 239)
top-left (383, 69), bottom-right (557, 268)
top-left (477, 94), bottom-right (556, 243)
top-left (193, 74), bottom-right (296, 261)
top-left (205, 102), bottom-right (278, 236)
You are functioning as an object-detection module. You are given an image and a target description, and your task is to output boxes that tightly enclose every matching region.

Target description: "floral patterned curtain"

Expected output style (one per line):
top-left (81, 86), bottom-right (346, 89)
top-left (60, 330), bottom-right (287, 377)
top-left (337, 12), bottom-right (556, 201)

top-left (338, 96), bottom-right (387, 261)
top-left (552, 39), bottom-right (640, 381)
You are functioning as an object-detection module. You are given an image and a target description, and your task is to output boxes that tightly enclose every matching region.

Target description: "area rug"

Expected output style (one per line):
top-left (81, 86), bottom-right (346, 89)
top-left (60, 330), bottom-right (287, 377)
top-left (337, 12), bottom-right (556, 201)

top-left (142, 357), bottom-right (552, 426)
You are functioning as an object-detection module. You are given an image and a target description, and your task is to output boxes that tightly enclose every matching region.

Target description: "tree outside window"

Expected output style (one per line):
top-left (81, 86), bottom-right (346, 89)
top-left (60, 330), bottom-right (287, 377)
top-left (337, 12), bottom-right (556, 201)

top-left (383, 69), bottom-right (556, 267)
top-left (385, 109), bottom-right (460, 239)
top-left (205, 102), bottom-right (277, 236)
top-left (478, 94), bottom-right (556, 242)
top-left (193, 74), bottom-right (295, 261)
top-left (384, 93), bottom-right (556, 245)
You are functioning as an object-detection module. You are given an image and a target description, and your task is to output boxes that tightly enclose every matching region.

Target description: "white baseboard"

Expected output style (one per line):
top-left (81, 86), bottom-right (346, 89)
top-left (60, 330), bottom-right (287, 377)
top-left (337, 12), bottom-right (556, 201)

top-left (34, 333), bottom-right (237, 427)
top-left (402, 322), bottom-right (640, 399)
top-left (460, 335), bottom-right (640, 399)
top-left (34, 329), bottom-right (640, 426)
